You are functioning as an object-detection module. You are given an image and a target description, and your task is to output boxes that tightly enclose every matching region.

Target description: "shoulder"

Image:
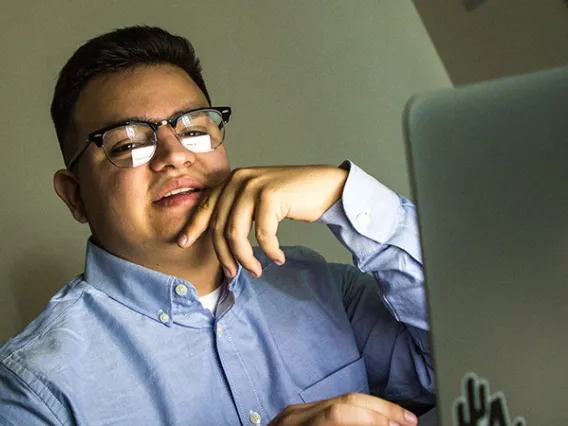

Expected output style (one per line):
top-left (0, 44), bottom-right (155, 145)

top-left (251, 245), bottom-right (365, 298)
top-left (254, 245), bottom-right (362, 279)
top-left (0, 276), bottom-right (91, 381)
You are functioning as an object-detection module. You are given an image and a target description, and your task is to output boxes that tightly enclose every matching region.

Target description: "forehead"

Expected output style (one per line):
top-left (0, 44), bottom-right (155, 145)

top-left (73, 64), bottom-right (208, 136)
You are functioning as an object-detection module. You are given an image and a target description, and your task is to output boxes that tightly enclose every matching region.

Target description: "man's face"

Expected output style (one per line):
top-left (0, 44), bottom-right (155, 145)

top-left (67, 64), bottom-right (231, 257)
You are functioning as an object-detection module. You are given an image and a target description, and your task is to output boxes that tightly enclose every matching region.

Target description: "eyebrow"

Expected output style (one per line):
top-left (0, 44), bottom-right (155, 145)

top-left (98, 103), bottom-right (209, 130)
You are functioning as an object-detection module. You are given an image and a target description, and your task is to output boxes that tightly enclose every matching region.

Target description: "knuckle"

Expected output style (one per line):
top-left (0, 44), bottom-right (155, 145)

top-left (255, 227), bottom-right (271, 242)
top-left (277, 403), bottom-right (304, 422)
top-left (323, 404), bottom-right (347, 423)
top-left (258, 186), bottom-right (279, 203)
top-left (242, 176), bottom-right (260, 192)
top-left (339, 393), bottom-right (359, 405)
top-left (210, 219), bottom-right (223, 233)
top-left (281, 403), bottom-right (300, 414)
top-left (231, 167), bottom-right (251, 180)
top-left (224, 226), bottom-right (240, 241)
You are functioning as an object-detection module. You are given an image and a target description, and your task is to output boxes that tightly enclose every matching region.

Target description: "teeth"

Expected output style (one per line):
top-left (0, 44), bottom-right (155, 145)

top-left (164, 187), bottom-right (196, 197)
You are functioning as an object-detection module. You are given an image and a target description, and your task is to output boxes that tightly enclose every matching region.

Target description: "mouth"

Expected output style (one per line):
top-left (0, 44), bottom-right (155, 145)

top-left (155, 187), bottom-right (203, 208)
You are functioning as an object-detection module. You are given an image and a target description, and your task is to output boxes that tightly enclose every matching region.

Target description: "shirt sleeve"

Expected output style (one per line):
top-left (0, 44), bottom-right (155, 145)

top-left (317, 160), bottom-right (434, 403)
top-left (0, 364), bottom-right (63, 426)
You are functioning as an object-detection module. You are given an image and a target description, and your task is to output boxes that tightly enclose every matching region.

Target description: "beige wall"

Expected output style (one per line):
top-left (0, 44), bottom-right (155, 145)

top-left (414, 0), bottom-right (568, 84)
top-left (0, 1), bottom-right (451, 344)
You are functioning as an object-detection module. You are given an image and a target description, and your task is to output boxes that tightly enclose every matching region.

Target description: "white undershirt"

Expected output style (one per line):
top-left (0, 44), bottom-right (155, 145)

top-left (199, 286), bottom-right (223, 315)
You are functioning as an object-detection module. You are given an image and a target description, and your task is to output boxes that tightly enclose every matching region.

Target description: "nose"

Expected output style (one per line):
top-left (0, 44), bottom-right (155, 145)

top-left (149, 122), bottom-right (197, 172)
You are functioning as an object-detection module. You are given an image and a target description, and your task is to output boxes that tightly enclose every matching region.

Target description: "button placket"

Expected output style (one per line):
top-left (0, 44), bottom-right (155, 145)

top-left (159, 312), bottom-right (170, 323)
top-left (249, 411), bottom-right (261, 425)
top-left (214, 287), bottom-right (267, 426)
top-left (175, 284), bottom-right (188, 296)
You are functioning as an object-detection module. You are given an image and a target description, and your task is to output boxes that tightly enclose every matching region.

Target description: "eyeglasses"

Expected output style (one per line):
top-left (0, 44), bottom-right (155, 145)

top-left (66, 106), bottom-right (232, 169)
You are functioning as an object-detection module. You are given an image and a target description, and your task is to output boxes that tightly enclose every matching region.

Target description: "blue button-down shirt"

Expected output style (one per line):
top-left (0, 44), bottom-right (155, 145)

top-left (0, 162), bottom-right (434, 425)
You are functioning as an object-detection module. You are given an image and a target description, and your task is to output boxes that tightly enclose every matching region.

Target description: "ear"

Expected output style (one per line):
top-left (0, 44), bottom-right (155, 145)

top-left (53, 169), bottom-right (89, 224)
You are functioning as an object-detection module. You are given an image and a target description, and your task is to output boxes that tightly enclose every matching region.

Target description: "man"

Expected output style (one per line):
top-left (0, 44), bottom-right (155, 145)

top-left (0, 26), bottom-right (433, 425)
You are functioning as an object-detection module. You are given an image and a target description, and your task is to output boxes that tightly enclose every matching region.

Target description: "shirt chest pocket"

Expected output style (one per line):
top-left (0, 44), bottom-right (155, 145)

top-left (299, 357), bottom-right (369, 403)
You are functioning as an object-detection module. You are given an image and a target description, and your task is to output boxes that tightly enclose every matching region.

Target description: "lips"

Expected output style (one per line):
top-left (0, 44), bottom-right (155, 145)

top-left (154, 177), bottom-right (205, 203)
top-left (155, 189), bottom-right (203, 208)
top-left (162, 187), bottom-right (198, 198)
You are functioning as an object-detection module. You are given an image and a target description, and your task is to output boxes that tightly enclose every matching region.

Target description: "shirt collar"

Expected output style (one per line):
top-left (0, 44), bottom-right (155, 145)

top-left (83, 240), bottom-right (244, 325)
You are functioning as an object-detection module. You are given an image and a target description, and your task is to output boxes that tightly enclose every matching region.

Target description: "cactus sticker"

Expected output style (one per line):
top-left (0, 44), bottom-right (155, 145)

top-left (452, 373), bottom-right (526, 426)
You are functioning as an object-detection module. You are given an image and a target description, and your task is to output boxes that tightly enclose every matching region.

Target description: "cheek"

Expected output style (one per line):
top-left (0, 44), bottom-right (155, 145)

top-left (204, 150), bottom-right (231, 185)
top-left (111, 171), bottom-right (148, 208)
top-left (93, 170), bottom-right (149, 224)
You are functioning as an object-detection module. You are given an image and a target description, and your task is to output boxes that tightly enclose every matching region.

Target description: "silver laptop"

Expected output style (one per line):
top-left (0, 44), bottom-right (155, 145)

top-left (404, 65), bottom-right (568, 426)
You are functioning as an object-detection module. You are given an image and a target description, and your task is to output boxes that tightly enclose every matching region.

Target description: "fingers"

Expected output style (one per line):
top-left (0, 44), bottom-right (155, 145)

top-left (330, 393), bottom-right (418, 426)
top-left (179, 169), bottom-right (287, 279)
top-left (212, 186), bottom-right (260, 278)
top-left (273, 403), bottom-right (391, 426)
top-left (220, 185), bottom-right (286, 277)
top-left (269, 393), bottom-right (418, 426)
top-left (179, 180), bottom-right (244, 278)
top-left (317, 403), bottom-right (395, 425)
top-left (213, 185), bottom-right (284, 278)
top-left (178, 186), bottom-right (222, 248)
top-left (254, 189), bottom-right (286, 265)
top-left (178, 173), bottom-right (265, 279)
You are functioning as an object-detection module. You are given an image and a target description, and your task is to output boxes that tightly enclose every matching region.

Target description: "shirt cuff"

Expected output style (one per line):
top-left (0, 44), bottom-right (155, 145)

top-left (318, 160), bottom-right (402, 245)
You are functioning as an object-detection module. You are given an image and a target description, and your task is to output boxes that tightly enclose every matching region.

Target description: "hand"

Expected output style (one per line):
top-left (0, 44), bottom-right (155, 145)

top-left (268, 393), bottom-right (419, 426)
top-left (178, 165), bottom-right (348, 278)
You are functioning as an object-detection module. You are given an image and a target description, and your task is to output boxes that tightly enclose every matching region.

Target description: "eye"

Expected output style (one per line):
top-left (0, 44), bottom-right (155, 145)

top-left (111, 142), bottom-right (137, 154)
top-left (178, 129), bottom-right (208, 138)
top-left (110, 141), bottom-right (153, 156)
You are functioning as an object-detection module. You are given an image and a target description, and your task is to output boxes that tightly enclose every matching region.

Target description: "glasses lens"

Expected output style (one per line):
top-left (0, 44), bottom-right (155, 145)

top-left (102, 124), bottom-right (157, 168)
top-left (175, 110), bottom-right (225, 153)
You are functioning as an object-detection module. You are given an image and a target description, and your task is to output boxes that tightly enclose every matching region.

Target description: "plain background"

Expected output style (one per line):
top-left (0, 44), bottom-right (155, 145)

top-left (0, 1), bottom-right (451, 344)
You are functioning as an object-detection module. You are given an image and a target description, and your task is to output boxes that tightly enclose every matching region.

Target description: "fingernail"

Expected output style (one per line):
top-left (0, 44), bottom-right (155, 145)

top-left (274, 260), bottom-right (283, 266)
top-left (389, 422), bottom-right (401, 426)
top-left (404, 410), bottom-right (418, 424)
top-left (177, 234), bottom-right (188, 247)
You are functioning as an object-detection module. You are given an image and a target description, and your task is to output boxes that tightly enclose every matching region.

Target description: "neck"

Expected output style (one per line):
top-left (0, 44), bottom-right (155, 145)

top-left (98, 231), bottom-right (225, 297)
top-left (154, 236), bottom-right (224, 297)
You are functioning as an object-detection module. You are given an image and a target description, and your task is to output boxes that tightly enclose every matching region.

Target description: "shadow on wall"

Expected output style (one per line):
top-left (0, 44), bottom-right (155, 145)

top-left (9, 248), bottom-right (80, 333)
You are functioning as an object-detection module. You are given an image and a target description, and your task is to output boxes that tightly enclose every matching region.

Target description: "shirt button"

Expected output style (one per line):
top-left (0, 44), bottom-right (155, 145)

top-left (249, 411), bottom-right (261, 425)
top-left (159, 312), bottom-right (170, 323)
top-left (217, 324), bottom-right (223, 337)
top-left (175, 284), bottom-right (188, 296)
top-left (356, 211), bottom-right (371, 227)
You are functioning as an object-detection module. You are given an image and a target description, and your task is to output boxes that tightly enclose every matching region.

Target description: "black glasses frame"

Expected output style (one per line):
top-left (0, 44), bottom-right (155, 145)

top-left (66, 106), bottom-right (232, 169)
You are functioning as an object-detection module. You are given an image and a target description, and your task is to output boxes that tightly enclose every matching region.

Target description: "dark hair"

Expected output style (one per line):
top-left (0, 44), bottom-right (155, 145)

top-left (51, 25), bottom-right (211, 166)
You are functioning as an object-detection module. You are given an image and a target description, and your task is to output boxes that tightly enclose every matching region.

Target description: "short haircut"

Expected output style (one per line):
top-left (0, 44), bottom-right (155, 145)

top-left (51, 25), bottom-right (211, 166)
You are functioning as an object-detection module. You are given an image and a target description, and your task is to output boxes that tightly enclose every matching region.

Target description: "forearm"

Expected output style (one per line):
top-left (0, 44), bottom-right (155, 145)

top-left (319, 161), bottom-right (434, 401)
top-left (318, 161), bottom-right (427, 330)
